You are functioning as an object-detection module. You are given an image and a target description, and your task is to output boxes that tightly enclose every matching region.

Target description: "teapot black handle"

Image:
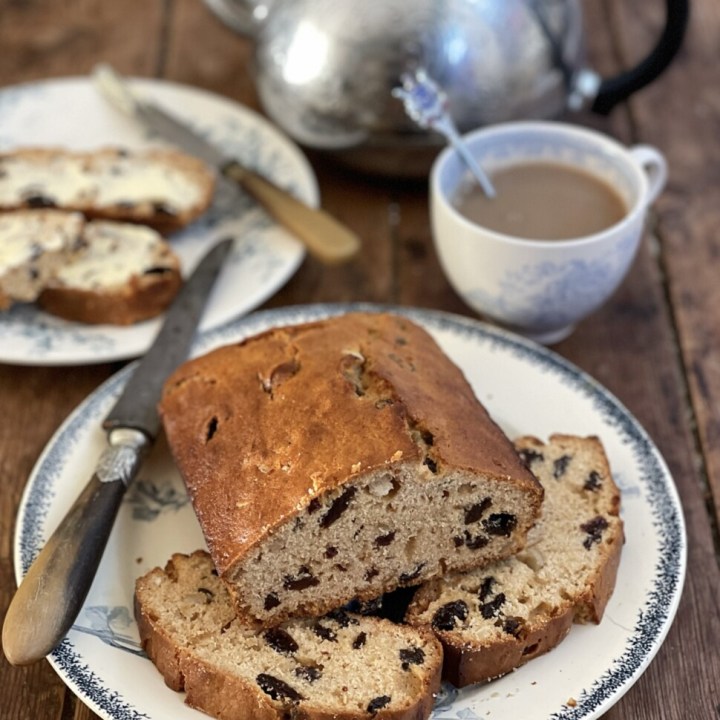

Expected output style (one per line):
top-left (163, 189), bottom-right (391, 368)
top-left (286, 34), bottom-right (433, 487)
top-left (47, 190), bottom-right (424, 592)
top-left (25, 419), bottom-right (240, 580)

top-left (591, 0), bottom-right (689, 115)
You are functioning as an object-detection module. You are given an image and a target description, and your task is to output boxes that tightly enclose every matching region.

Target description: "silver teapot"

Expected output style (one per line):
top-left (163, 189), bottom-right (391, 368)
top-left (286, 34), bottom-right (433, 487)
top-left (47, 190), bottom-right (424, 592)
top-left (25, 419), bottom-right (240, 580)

top-left (205, 0), bottom-right (688, 176)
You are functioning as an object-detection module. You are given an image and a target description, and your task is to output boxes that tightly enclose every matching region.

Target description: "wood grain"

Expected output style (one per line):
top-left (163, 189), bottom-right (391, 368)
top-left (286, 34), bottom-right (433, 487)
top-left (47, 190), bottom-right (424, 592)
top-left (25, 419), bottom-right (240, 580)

top-left (0, 3), bottom-right (166, 718)
top-left (0, 0), bottom-right (165, 84)
top-left (573, 1), bottom-right (720, 717)
top-left (164, 0), bottom-right (262, 111)
top-left (0, 0), bottom-right (717, 718)
top-left (0, 366), bottom-right (119, 720)
top-left (611, 0), bottom-right (720, 534)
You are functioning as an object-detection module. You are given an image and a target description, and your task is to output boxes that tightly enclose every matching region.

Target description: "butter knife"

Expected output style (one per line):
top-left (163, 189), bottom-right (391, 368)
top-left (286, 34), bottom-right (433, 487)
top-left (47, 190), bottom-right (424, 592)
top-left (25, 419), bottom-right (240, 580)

top-left (92, 64), bottom-right (360, 265)
top-left (1, 238), bottom-right (232, 666)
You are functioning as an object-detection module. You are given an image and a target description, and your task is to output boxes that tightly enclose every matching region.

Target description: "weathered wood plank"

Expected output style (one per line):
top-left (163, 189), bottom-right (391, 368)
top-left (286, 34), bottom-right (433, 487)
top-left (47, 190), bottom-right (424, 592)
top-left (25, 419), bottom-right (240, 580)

top-left (0, 365), bottom-right (119, 720)
top-left (390, 181), bottom-right (470, 312)
top-left (268, 158), bottom-right (397, 308)
top-left (610, 0), bottom-right (720, 533)
top-left (0, 0), bottom-right (165, 84)
top-left (565, 1), bottom-right (720, 717)
top-left (163, 0), bottom-right (262, 110)
top-left (0, 1), bottom-right (717, 719)
top-left (0, 3), bottom-right (167, 719)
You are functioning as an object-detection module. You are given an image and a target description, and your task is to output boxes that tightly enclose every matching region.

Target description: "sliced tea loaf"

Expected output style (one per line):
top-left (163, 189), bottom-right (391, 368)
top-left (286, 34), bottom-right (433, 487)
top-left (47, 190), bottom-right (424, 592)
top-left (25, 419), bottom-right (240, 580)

top-left (159, 312), bottom-right (544, 628)
top-left (0, 209), bottom-right (84, 309)
top-left (135, 551), bottom-right (443, 720)
top-left (405, 434), bottom-right (624, 687)
top-left (38, 219), bottom-right (182, 325)
top-left (0, 147), bottom-right (214, 233)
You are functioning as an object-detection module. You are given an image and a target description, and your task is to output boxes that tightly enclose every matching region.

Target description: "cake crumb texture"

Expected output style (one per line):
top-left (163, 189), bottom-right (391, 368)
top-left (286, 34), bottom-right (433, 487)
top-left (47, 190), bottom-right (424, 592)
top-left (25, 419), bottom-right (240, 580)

top-left (159, 312), bottom-right (544, 627)
top-left (135, 550), bottom-right (443, 720)
top-left (406, 434), bottom-right (624, 687)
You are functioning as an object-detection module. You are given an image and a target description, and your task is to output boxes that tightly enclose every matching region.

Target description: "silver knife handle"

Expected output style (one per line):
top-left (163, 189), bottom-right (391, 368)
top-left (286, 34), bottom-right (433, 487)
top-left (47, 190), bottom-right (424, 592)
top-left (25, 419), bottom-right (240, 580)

top-left (222, 160), bottom-right (361, 265)
top-left (2, 429), bottom-right (149, 666)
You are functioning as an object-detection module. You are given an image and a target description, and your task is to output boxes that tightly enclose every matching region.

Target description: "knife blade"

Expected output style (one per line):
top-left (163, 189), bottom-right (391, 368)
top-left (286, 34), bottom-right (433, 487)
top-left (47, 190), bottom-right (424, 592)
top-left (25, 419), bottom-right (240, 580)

top-left (92, 63), bottom-right (361, 265)
top-left (1, 238), bottom-right (232, 666)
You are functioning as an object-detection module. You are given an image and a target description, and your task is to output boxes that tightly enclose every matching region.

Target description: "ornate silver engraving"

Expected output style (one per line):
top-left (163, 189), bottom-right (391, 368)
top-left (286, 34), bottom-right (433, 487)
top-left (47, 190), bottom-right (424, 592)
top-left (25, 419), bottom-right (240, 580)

top-left (95, 428), bottom-right (150, 486)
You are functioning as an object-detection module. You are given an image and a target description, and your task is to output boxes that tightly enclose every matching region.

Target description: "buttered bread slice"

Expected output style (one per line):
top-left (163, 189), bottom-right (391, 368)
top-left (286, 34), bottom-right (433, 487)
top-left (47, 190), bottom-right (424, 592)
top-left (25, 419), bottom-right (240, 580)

top-left (38, 219), bottom-right (182, 325)
top-left (0, 209), bottom-right (84, 310)
top-left (0, 147), bottom-right (214, 234)
top-left (159, 312), bottom-right (543, 628)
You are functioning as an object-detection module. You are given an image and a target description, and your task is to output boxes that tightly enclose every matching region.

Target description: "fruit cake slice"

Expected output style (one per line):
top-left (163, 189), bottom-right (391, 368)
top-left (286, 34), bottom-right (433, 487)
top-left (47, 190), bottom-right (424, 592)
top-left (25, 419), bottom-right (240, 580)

top-left (38, 219), bottom-right (182, 325)
top-left (159, 312), bottom-right (544, 628)
top-left (0, 209), bottom-right (84, 310)
top-left (0, 147), bottom-right (214, 234)
top-left (405, 434), bottom-right (624, 687)
top-left (135, 551), bottom-right (443, 720)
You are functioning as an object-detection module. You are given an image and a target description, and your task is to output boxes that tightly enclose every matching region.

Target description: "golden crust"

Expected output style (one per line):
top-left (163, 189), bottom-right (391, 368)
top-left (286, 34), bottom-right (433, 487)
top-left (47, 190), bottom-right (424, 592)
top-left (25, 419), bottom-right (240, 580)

top-left (441, 609), bottom-right (575, 687)
top-left (134, 584), bottom-right (185, 692)
top-left (159, 312), bottom-right (542, 588)
top-left (160, 313), bottom-right (542, 626)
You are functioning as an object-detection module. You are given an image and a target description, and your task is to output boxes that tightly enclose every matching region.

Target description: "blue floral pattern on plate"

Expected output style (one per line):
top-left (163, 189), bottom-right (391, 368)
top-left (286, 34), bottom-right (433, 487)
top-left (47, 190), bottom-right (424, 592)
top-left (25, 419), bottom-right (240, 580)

top-left (13, 304), bottom-right (685, 720)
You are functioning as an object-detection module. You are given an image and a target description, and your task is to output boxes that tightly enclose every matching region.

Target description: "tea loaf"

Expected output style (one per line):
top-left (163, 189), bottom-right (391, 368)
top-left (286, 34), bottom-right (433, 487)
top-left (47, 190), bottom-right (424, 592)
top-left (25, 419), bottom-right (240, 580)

top-left (159, 312), bottom-right (543, 628)
top-left (405, 434), bottom-right (624, 687)
top-left (0, 147), bottom-right (214, 234)
top-left (135, 551), bottom-right (443, 720)
top-left (0, 209), bottom-right (84, 309)
top-left (38, 219), bottom-right (182, 325)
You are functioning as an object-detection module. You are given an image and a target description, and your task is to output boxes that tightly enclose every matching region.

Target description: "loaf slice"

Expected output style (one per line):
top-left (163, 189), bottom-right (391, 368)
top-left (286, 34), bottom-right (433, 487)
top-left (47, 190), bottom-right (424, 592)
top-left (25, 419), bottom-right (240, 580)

top-left (0, 209), bottom-right (84, 310)
top-left (135, 551), bottom-right (443, 720)
top-left (159, 312), bottom-right (544, 628)
top-left (0, 147), bottom-right (215, 234)
top-left (405, 434), bottom-right (624, 687)
top-left (38, 219), bottom-right (182, 325)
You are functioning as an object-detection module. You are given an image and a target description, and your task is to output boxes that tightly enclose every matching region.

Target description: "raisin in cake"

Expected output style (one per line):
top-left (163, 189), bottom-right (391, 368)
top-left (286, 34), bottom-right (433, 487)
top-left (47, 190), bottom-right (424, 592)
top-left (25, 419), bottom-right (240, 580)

top-left (0, 147), bottom-right (214, 233)
top-left (0, 209), bottom-right (84, 309)
top-left (135, 551), bottom-right (442, 720)
top-left (38, 219), bottom-right (182, 325)
top-left (159, 312), bottom-right (543, 628)
top-left (405, 434), bottom-right (624, 687)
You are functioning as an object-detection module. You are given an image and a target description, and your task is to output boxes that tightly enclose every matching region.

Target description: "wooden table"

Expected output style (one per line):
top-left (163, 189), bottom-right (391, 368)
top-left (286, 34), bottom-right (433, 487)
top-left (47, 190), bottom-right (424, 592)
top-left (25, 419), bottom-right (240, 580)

top-left (1, 2), bottom-right (718, 718)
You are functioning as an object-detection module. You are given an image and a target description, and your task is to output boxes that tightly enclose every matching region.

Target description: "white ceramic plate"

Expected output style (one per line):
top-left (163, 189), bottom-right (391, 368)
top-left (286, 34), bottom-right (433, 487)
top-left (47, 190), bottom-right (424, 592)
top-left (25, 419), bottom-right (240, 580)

top-left (13, 305), bottom-right (686, 720)
top-left (0, 77), bottom-right (316, 365)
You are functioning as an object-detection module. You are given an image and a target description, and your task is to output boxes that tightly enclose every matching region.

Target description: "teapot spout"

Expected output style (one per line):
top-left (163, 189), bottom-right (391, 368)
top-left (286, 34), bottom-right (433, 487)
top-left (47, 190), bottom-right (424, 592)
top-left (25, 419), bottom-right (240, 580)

top-left (204, 0), bottom-right (273, 37)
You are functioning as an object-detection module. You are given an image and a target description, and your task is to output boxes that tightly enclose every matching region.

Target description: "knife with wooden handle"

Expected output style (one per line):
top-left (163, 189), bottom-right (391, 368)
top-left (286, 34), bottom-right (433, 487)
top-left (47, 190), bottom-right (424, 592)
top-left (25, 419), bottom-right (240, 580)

top-left (92, 64), bottom-right (360, 265)
top-left (1, 238), bottom-right (232, 666)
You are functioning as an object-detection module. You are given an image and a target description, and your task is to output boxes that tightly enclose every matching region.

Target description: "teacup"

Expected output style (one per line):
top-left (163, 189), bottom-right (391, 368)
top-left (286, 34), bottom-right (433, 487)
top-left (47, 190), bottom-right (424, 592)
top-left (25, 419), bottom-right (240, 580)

top-left (431, 121), bottom-right (667, 344)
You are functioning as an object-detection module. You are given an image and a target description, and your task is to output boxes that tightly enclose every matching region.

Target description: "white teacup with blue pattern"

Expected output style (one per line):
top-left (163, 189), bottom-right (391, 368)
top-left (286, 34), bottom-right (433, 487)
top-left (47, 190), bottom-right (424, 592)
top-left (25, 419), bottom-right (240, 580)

top-left (431, 121), bottom-right (666, 344)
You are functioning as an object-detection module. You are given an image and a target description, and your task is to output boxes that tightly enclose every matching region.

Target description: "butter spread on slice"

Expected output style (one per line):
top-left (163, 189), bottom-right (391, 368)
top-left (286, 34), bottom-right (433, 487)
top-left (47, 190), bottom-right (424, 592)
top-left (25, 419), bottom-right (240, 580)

top-left (53, 221), bottom-right (174, 290)
top-left (0, 211), bottom-right (83, 271)
top-left (0, 152), bottom-right (205, 211)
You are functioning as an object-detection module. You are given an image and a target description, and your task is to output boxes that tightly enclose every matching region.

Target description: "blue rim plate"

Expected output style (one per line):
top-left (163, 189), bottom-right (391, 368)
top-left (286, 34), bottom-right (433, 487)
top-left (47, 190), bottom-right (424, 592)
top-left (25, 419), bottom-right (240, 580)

top-left (13, 304), bottom-right (686, 720)
top-left (0, 77), bottom-right (316, 366)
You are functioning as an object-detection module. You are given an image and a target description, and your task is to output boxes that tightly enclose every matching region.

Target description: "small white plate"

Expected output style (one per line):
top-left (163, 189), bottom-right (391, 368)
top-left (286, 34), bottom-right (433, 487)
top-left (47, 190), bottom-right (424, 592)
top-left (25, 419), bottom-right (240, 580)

top-left (0, 77), bottom-right (316, 365)
top-left (13, 305), bottom-right (686, 720)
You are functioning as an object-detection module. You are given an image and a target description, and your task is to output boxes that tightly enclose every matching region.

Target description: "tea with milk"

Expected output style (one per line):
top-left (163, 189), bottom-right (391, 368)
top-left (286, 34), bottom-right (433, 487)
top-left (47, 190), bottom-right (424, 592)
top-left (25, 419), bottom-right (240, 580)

top-left (453, 162), bottom-right (628, 241)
